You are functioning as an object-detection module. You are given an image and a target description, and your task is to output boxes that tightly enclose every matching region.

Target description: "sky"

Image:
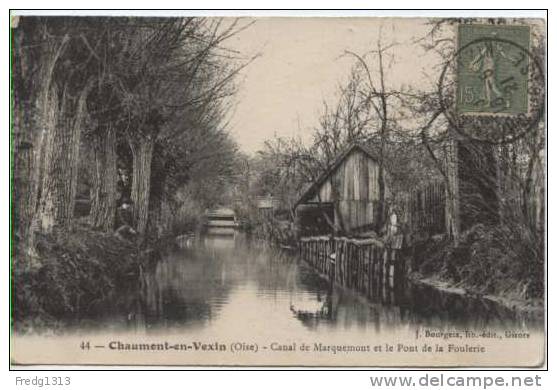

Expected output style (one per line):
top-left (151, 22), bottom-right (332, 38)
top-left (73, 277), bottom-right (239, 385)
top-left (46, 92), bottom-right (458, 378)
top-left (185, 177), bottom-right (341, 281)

top-left (224, 18), bottom-right (440, 154)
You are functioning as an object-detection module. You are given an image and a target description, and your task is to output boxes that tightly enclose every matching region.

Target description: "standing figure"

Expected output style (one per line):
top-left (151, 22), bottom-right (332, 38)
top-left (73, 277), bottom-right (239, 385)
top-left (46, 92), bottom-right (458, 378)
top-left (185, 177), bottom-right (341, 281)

top-left (468, 40), bottom-right (515, 108)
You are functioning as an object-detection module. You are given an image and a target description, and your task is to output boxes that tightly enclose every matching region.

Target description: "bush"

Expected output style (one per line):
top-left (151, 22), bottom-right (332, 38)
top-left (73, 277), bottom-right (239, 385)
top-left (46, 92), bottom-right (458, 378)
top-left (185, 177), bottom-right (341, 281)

top-left (12, 226), bottom-right (140, 333)
top-left (416, 222), bottom-right (544, 299)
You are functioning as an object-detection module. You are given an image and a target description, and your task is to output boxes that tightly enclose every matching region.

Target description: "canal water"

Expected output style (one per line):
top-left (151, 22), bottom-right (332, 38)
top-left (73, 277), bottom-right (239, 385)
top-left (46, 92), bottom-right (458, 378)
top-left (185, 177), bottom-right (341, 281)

top-left (99, 230), bottom-right (542, 337)
top-left (16, 229), bottom-right (543, 366)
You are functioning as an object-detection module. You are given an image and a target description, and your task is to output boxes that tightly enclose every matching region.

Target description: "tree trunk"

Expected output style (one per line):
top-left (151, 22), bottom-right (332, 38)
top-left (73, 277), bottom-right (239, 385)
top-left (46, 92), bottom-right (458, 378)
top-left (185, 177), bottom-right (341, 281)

top-left (378, 164), bottom-right (386, 229)
top-left (90, 124), bottom-right (117, 230)
top-left (37, 82), bottom-right (90, 233)
top-left (130, 136), bottom-right (154, 236)
top-left (12, 57), bottom-right (34, 241)
top-left (148, 191), bottom-right (172, 239)
top-left (12, 26), bottom-right (69, 242)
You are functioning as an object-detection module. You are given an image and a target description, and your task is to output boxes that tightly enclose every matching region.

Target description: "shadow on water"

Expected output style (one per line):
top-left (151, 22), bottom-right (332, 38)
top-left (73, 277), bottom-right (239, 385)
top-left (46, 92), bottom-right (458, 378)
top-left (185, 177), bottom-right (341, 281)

top-left (112, 229), bottom-right (541, 335)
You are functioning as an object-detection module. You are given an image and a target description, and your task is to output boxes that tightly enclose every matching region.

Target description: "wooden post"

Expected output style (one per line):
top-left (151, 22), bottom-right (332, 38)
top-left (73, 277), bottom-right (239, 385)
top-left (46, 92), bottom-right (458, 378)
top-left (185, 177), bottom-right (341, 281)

top-left (360, 246), bottom-right (364, 294)
top-left (313, 240), bottom-right (316, 266)
top-left (392, 247), bottom-right (399, 289)
top-left (318, 240), bottom-right (321, 271)
top-left (366, 246), bottom-right (371, 294)
top-left (365, 245), bottom-right (371, 297)
top-left (341, 239), bottom-right (346, 285)
top-left (348, 243), bottom-right (352, 288)
top-left (321, 240), bottom-right (323, 272)
top-left (335, 240), bottom-right (342, 283)
top-left (341, 241), bottom-right (350, 286)
top-left (354, 244), bottom-right (358, 291)
top-left (388, 247), bottom-right (394, 289)
top-left (358, 246), bottom-right (363, 293)
top-left (358, 245), bottom-right (363, 292)
top-left (386, 247), bottom-right (392, 287)
top-left (347, 242), bottom-right (352, 288)
top-left (378, 246), bottom-right (382, 295)
top-left (371, 246), bottom-right (376, 296)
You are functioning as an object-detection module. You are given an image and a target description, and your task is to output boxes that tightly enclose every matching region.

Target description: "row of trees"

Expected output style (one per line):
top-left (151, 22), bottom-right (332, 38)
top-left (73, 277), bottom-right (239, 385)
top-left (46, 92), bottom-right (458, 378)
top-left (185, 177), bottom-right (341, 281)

top-left (13, 16), bottom-right (248, 248)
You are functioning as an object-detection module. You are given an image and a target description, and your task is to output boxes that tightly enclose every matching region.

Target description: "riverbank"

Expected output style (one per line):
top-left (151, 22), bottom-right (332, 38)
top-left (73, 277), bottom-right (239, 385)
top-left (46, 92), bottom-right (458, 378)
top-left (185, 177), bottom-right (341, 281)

top-left (294, 236), bottom-right (543, 330)
top-left (12, 223), bottom-right (149, 333)
top-left (293, 223), bottom-right (544, 325)
top-left (408, 274), bottom-right (544, 323)
top-left (411, 223), bottom-right (544, 322)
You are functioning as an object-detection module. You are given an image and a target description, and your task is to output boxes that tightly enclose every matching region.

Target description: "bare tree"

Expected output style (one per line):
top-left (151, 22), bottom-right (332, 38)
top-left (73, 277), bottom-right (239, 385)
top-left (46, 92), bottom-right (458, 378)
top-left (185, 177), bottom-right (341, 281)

top-left (106, 18), bottom-right (252, 235)
top-left (13, 17), bottom-right (104, 236)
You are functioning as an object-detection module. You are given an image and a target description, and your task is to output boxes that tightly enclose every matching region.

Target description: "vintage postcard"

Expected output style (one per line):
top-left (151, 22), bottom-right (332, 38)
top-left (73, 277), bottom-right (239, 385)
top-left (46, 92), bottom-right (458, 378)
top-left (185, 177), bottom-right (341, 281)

top-left (10, 12), bottom-right (546, 367)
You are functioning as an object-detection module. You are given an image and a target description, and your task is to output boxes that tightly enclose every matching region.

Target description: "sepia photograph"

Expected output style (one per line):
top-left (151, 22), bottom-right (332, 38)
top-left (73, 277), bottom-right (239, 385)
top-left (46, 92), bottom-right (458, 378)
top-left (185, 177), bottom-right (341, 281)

top-left (9, 11), bottom-right (546, 367)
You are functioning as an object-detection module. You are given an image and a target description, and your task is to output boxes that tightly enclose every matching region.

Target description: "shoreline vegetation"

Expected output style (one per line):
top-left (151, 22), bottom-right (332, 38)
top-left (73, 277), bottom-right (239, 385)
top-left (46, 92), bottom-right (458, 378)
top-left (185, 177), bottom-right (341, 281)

top-left (12, 223), bottom-right (181, 334)
top-left (12, 224), bottom-right (187, 333)
top-left (408, 221), bottom-right (544, 322)
top-left (410, 223), bottom-right (543, 299)
top-left (13, 224), bottom-right (137, 333)
top-left (409, 276), bottom-right (543, 323)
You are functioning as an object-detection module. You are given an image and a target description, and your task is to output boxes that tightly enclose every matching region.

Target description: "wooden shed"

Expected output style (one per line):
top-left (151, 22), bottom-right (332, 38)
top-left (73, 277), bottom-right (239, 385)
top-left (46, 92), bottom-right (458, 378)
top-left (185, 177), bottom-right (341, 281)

top-left (294, 144), bottom-right (387, 237)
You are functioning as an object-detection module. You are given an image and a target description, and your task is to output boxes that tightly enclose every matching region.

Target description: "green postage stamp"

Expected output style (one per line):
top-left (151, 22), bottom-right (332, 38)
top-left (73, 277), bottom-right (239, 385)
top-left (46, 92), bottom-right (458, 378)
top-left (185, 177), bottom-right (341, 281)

top-left (456, 24), bottom-right (531, 114)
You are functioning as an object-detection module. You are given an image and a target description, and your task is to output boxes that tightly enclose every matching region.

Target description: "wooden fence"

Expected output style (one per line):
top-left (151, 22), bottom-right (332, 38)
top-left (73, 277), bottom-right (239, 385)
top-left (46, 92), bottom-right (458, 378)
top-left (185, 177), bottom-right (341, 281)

top-left (407, 180), bottom-right (447, 237)
top-left (299, 236), bottom-right (403, 296)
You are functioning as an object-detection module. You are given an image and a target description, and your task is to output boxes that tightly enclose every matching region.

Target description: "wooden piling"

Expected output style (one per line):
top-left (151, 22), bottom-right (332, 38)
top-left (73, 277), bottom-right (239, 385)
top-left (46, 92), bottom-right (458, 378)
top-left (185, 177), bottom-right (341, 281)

top-left (299, 235), bottom-right (404, 301)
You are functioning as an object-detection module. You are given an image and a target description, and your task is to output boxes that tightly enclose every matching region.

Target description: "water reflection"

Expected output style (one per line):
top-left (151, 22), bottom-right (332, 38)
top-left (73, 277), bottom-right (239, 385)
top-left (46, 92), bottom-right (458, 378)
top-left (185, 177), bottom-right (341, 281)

top-left (129, 230), bottom-right (541, 335)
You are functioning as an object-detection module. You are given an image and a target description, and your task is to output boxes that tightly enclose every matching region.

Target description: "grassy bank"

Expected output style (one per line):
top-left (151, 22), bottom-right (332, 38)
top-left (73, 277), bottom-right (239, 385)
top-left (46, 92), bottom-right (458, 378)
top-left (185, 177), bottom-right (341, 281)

top-left (412, 223), bottom-right (544, 313)
top-left (12, 224), bottom-right (143, 333)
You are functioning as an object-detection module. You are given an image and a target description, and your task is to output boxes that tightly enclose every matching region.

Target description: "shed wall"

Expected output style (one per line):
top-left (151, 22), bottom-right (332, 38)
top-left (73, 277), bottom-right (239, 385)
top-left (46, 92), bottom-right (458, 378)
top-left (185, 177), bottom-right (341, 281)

top-left (307, 149), bottom-right (380, 232)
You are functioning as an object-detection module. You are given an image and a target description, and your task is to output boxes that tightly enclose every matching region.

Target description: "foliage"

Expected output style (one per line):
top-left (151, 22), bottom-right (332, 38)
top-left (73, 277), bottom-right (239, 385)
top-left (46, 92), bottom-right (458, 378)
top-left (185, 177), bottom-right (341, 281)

top-left (416, 222), bottom-right (543, 299)
top-left (12, 225), bottom-right (140, 332)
